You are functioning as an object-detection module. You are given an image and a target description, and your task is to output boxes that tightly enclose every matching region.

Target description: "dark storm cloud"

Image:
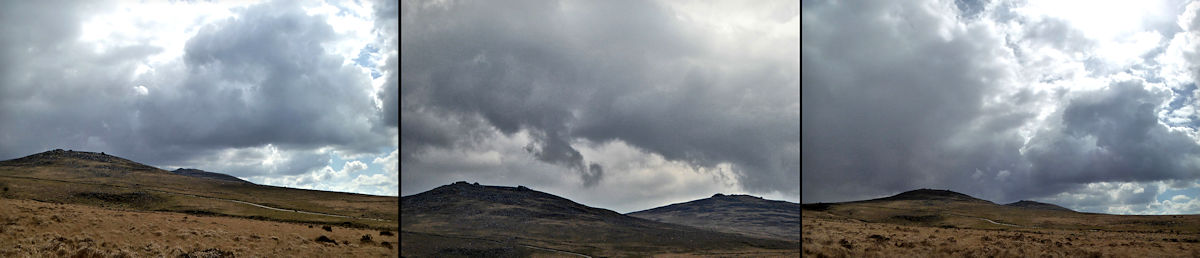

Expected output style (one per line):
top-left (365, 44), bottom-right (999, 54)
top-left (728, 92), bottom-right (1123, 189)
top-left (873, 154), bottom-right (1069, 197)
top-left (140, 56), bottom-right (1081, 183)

top-left (402, 0), bottom-right (799, 193)
top-left (0, 0), bottom-right (152, 160)
top-left (803, 0), bottom-right (1200, 210)
top-left (375, 0), bottom-right (399, 129)
top-left (803, 0), bottom-right (1029, 202)
top-left (0, 0), bottom-right (396, 179)
top-left (136, 0), bottom-right (378, 152)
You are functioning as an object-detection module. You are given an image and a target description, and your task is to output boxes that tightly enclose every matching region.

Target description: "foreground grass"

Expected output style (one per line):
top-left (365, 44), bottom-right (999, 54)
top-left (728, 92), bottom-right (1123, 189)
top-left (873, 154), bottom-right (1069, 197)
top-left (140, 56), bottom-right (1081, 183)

top-left (0, 198), bottom-right (398, 257)
top-left (803, 216), bottom-right (1200, 257)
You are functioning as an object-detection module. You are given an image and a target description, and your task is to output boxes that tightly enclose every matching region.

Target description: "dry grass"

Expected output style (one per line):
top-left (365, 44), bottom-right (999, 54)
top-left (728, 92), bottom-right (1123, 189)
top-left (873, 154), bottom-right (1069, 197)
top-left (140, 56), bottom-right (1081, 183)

top-left (803, 216), bottom-right (1200, 257)
top-left (0, 198), bottom-right (398, 257)
top-left (0, 163), bottom-right (398, 230)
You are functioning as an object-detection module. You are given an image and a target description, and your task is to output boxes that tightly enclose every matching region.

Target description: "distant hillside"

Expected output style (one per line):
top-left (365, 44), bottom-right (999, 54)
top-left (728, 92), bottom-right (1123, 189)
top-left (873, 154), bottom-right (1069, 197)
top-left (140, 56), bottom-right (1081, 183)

top-left (626, 193), bottom-right (800, 241)
top-left (1005, 200), bottom-right (1075, 212)
top-left (799, 188), bottom-right (1171, 232)
top-left (402, 182), bottom-right (798, 257)
top-left (171, 168), bottom-right (253, 184)
top-left (868, 188), bottom-right (994, 204)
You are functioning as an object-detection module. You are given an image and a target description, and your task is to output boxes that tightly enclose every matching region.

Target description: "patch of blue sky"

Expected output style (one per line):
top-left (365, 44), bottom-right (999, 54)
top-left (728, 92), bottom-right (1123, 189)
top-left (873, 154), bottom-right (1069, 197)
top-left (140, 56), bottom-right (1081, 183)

top-left (353, 44), bottom-right (383, 79)
top-left (1157, 183), bottom-right (1200, 203)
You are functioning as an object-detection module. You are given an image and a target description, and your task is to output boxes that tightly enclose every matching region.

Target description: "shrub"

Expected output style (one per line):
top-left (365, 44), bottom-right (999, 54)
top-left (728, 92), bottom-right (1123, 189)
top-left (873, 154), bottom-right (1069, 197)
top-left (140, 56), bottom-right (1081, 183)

top-left (321, 225), bottom-right (332, 232)
top-left (315, 235), bottom-right (337, 245)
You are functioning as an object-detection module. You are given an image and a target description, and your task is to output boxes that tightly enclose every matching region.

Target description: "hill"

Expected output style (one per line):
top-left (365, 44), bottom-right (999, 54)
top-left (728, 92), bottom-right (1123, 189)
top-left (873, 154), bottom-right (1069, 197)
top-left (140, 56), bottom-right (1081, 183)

top-left (802, 188), bottom-right (1200, 232)
top-left (626, 193), bottom-right (800, 241)
top-left (401, 182), bottom-right (799, 257)
top-left (1005, 200), bottom-right (1075, 212)
top-left (867, 188), bottom-right (994, 203)
top-left (802, 188), bottom-right (1200, 256)
top-left (0, 149), bottom-right (397, 230)
top-left (170, 168), bottom-right (254, 184)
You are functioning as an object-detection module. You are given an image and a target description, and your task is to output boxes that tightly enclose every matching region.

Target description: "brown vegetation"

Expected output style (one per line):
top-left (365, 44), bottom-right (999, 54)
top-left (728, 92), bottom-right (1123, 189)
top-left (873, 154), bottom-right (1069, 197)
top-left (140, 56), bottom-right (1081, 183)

top-left (803, 216), bottom-right (1200, 257)
top-left (0, 198), bottom-right (398, 257)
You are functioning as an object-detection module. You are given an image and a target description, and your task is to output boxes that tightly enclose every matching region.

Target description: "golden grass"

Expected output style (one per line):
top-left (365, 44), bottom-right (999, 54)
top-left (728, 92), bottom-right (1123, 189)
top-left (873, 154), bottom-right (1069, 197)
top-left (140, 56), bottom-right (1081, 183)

top-left (803, 216), bottom-right (1200, 257)
top-left (0, 164), bottom-right (398, 230)
top-left (0, 198), bottom-right (398, 257)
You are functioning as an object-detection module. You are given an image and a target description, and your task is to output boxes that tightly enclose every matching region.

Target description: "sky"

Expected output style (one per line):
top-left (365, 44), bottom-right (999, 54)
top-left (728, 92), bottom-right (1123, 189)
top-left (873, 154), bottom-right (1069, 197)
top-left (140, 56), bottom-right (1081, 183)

top-left (0, 0), bottom-right (399, 196)
top-left (400, 0), bottom-right (800, 214)
top-left (804, 0), bottom-right (1200, 215)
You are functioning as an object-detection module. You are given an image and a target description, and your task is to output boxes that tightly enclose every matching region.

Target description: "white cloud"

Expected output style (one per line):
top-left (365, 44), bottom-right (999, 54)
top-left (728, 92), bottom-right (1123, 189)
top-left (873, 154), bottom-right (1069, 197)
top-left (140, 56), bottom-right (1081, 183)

top-left (373, 149), bottom-right (397, 175)
top-left (1173, 194), bottom-right (1190, 202)
top-left (343, 160), bottom-right (368, 173)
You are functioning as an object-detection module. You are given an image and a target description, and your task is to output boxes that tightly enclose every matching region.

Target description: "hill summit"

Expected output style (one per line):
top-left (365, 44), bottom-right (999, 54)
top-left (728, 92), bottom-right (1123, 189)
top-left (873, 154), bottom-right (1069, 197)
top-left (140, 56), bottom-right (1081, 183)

top-left (872, 188), bottom-right (993, 203)
top-left (0, 149), bottom-right (161, 172)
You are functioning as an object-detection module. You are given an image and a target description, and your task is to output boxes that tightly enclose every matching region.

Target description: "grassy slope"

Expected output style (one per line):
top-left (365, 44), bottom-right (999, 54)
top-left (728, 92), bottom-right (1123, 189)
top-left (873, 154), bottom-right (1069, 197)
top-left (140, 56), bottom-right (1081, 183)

top-left (0, 151), bottom-right (397, 230)
top-left (626, 194), bottom-right (801, 241)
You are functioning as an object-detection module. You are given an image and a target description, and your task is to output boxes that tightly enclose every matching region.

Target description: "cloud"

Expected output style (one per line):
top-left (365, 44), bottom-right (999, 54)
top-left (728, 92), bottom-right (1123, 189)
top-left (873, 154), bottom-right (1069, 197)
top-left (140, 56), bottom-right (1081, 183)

top-left (133, 0), bottom-right (382, 153)
top-left (803, 0), bottom-right (1028, 202)
top-left (343, 160), bottom-right (368, 174)
top-left (1022, 80), bottom-right (1200, 188)
top-left (802, 0), bottom-right (1200, 214)
top-left (0, 0), bottom-right (397, 196)
top-left (401, 0), bottom-right (799, 197)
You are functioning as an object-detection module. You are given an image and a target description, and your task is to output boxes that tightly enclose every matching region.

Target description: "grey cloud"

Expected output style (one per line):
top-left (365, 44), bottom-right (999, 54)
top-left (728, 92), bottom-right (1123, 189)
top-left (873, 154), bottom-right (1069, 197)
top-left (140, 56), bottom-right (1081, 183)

top-left (524, 129), bottom-right (602, 188)
top-left (1038, 182), bottom-right (1163, 213)
top-left (0, 1), bottom-right (155, 160)
top-left (1026, 82), bottom-right (1200, 185)
top-left (954, 0), bottom-right (989, 19)
top-left (401, 0), bottom-right (798, 194)
top-left (375, 0), bottom-right (398, 129)
top-left (803, 0), bottom-right (1200, 212)
top-left (0, 0), bottom-right (396, 182)
top-left (134, 0), bottom-right (386, 155)
top-left (803, 0), bottom-right (1025, 202)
